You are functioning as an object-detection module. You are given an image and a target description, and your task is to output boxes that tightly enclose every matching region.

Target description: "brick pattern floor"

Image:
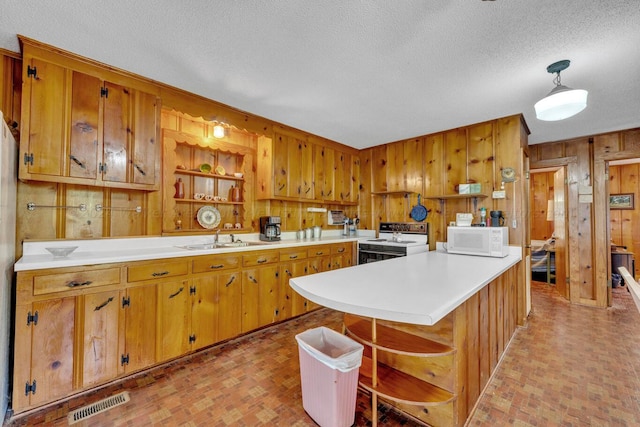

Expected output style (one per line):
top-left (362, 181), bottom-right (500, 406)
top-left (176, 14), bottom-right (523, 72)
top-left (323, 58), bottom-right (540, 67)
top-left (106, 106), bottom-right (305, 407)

top-left (5, 281), bottom-right (640, 426)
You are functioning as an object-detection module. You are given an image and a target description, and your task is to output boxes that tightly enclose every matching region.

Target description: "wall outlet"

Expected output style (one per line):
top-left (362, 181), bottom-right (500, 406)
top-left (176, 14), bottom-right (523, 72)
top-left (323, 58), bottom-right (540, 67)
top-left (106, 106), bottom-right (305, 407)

top-left (492, 190), bottom-right (506, 199)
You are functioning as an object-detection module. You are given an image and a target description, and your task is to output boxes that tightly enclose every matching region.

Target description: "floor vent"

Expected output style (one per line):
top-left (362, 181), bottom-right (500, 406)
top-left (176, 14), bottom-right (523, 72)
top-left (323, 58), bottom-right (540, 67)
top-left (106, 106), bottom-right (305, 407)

top-left (67, 391), bottom-right (130, 425)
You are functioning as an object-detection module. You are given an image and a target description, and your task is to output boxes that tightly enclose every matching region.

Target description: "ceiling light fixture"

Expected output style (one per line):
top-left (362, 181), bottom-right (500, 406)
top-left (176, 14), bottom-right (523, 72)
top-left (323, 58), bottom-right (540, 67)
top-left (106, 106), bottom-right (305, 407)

top-left (534, 60), bottom-right (588, 121)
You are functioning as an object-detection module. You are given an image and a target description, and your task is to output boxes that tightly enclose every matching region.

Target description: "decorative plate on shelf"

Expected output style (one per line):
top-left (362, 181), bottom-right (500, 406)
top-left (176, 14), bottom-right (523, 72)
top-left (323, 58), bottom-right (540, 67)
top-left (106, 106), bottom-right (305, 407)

top-left (196, 206), bottom-right (221, 229)
top-left (214, 165), bottom-right (226, 176)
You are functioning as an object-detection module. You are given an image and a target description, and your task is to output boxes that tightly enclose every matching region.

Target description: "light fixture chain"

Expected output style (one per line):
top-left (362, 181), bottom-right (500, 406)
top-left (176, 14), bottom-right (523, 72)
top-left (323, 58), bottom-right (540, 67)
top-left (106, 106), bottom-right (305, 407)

top-left (553, 72), bottom-right (561, 87)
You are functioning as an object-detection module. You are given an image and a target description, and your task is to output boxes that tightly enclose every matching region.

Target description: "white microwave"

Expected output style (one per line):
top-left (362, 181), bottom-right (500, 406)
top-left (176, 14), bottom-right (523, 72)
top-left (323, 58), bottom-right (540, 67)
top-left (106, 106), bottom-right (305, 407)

top-left (446, 226), bottom-right (509, 258)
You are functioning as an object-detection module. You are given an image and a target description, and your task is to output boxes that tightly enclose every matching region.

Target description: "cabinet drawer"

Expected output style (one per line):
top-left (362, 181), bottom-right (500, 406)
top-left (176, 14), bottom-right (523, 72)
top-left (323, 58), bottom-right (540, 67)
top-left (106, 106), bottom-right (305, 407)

top-left (242, 251), bottom-right (279, 267)
top-left (192, 254), bottom-right (241, 273)
top-left (308, 245), bottom-right (331, 258)
top-left (279, 248), bottom-right (308, 262)
top-left (331, 243), bottom-right (351, 255)
top-left (33, 268), bottom-right (120, 296)
top-left (127, 260), bottom-right (189, 282)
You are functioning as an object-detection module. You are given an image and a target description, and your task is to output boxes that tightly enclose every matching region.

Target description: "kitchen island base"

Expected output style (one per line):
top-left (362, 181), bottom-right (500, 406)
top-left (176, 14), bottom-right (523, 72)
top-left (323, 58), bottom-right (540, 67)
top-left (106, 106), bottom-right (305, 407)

top-left (343, 264), bottom-right (519, 427)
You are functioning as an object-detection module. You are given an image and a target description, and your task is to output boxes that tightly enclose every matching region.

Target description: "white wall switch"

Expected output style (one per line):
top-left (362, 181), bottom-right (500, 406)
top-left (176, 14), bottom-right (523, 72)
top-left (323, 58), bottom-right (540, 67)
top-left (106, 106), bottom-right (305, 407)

top-left (492, 190), bottom-right (506, 199)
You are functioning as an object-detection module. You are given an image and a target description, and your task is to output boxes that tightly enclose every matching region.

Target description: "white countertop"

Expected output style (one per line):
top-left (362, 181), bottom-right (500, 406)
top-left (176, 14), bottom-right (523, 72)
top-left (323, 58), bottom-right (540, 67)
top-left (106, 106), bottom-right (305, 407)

top-left (289, 245), bottom-right (522, 326)
top-left (15, 229), bottom-right (376, 272)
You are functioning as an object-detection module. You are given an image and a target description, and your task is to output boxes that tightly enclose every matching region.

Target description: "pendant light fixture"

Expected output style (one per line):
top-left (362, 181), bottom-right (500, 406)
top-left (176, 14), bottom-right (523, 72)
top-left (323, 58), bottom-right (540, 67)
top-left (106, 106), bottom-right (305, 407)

top-left (534, 60), bottom-right (588, 121)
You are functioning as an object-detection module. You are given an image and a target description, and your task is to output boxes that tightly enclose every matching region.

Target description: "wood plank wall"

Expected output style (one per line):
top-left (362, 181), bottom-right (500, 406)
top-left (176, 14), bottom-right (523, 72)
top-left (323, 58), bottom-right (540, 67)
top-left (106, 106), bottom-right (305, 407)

top-left (530, 128), bottom-right (640, 307)
top-left (359, 115), bottom-right (530, 325)
top-left (609, 162), bottom-right (640, 277)
top-left (530, 171), bottom-right (555, 240)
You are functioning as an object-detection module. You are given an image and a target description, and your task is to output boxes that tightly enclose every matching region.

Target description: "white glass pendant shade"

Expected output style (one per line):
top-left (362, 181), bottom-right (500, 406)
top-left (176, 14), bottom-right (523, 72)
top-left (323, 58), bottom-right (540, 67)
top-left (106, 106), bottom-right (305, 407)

top-left (535, 84), bottom-right (588, 121)
top-left (213, 124), bottom-right (225, 138)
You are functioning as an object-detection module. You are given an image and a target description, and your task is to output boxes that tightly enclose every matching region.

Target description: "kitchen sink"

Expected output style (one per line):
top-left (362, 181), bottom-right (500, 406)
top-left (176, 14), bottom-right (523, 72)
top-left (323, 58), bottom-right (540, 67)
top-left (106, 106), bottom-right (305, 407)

top-left (175, 243), bottom-right (219, 250)
top-left (222, 241), bottom-right (266, 247)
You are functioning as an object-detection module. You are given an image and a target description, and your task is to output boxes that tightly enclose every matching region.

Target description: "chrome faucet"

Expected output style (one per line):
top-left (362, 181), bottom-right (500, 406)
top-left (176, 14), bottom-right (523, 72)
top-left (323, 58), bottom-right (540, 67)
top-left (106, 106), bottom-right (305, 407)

top-left (230, 234), bottom-right (235, 243)
top-left (215, 229), bottom-right (220, 244)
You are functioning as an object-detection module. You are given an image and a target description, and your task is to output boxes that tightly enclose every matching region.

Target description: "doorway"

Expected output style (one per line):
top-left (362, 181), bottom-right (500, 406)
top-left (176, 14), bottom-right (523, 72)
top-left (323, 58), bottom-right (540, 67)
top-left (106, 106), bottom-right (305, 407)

top-left (529, 167), bottom-right (568, 299)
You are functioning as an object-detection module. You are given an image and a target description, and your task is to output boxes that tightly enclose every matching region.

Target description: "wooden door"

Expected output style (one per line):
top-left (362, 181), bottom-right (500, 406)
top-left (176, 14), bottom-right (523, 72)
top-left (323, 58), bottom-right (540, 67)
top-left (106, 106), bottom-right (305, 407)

top-left (307, 255), bottom-right (331, 310)
top-left (102, 81), bottom-right (130, 184)
top-left (20, 58), bottom-right (67, 178)
top-left (313, 145), bottom-right (326, 200)
top-left (242, 265), bottom-right (279, 332)
top-left (122, 284), bottom-right (157, 373)
top-left (29, 297), bottom-right (75, 406)
top-left (273, 134), bottom-right (288, 197)
top-left (191, 277), bottom-right (217, 351)
top-left (217, 271), bottom-right (242, 341)
top-left (69, 71), bottom-right (101, 180)
top-left (157, 280), bottom-right (191, 361)
top-left (300, 139), bottom-right (313, 199)
top-left (281, 259), bottom-right (308, 317)
top-left (324, 147), bottom-right (336, 200)
top-left (131, 89), bottom-right (159, 186)
top-left (287, 135), bottom-right (302, 197)
top-left (80, 290), bottom-right (121, 387)
top-left (554, 167), bottom-right (568, 299)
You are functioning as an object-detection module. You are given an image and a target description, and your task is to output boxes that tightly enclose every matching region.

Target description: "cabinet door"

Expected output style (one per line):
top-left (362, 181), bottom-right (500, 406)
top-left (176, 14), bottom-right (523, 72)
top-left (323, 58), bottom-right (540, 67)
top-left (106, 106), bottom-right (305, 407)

top-left (20, 58), bottom-right (67, 178)
top-left (191, 277), bottom-right (217, 351)
top-left (300, 139), bottom-right (314, 199)
top-left (69, 71), bottom-right (101, 180)
top-left (29, 297), bottom-right (75, 406)
top-left (131, 90), bottom-right (159, 186)
top-left (122, 284), bottom-right (157, 373)
top-left (242, 265), bottom-right (279, 332)
top-left (282, 260), bottom-right (309, 317)
top-left (273, 134), bottom-right (288, 197)
top-left (102, 81), bottom-right (129, 184)
top-left (216, 271), bottom-right (242, 341)
top-left (337, 151), bottom-right (353, 202)
top-left (324, 147), bottom-right (336, 200)
top-left (156, 280), bottom-right (191, 362)
top-left (80, 290), bottom-right (121, 387)
top-left (307, 255), bottom-right (331, 311)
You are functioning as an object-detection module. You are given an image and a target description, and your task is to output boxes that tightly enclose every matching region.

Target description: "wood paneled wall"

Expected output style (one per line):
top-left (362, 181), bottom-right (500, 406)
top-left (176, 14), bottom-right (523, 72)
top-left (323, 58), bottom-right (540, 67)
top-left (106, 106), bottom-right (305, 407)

top-left (530, 128), bottom-right (640, 307)
top-left (359, 115), bottom-right (530, 324)
top-left (609, 162), bottom-right (640, 276)
top-left (530, 171), bottom-right (555, 241)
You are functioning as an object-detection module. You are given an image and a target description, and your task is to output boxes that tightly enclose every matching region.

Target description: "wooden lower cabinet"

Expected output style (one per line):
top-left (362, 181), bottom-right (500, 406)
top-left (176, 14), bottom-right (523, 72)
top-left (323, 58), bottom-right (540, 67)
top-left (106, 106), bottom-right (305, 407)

top-left (241, 264), bottom-right (279, 332)
top-left (13, 298), bottom-right (75, 410)
top-left (121, 284), bottom-right (157, 374)
top-left (78, 289), bottom-right (121, 387)
top-left (156, 279), bottom-right (191, 362)
top-left (12, 242), bottom-right (356, 414)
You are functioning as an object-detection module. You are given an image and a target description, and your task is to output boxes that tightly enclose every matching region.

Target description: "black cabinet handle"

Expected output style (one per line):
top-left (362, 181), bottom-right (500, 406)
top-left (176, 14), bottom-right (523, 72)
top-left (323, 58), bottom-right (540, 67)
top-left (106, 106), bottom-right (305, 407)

top-left (152, 271), bottom-right (169, 277)
top-left (225, 275), bottom-right (236, 287)
top-left (67, 280), bottom-right (92, 288)
top-left (169, 287), bottom-right (184, 299)
top-left (257, 258), bottom-right (267, 264)
top-left (69, 155), bottom-right (86, 169)
top-left (289, 255), bottom-right (298, 259)
top-left (209, 264), bottom-right (224, 269)
top-left (94, 297), bottom-right (114, 311)
top-left (249, 275), bottom-right (258, 284)
top-left (134, 163), bottom-right (146, 176)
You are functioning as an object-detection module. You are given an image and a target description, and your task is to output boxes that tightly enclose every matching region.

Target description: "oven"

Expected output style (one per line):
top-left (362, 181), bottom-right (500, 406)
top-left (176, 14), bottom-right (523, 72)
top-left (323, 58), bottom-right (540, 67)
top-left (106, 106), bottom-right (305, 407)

top-left (357, 222), bottom-right (429, 264)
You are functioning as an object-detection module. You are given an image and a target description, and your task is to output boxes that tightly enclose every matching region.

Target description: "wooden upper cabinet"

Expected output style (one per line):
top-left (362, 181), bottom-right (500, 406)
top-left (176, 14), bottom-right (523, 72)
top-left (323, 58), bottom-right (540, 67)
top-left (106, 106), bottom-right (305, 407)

top-left (19, 50), bottom-right (160, 190)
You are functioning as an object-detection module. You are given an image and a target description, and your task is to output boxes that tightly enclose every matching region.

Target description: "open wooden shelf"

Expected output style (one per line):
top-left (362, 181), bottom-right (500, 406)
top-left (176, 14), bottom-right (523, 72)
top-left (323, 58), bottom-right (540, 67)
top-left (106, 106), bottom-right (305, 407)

top-left (344, 314), bottom-right (454, 356)
top-left (424, 194), bottom-right (487, 201)
top-left (174, 169), bottom-right (245, 182)
top-left (359, 356), bottom-right (455, 406)
top-left (371, 190), bottom-right (415, 196)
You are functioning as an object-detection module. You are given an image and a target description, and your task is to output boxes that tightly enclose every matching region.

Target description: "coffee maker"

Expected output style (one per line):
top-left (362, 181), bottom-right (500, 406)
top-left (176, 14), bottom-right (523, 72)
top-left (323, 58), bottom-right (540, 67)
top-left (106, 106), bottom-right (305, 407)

top-left (259, 216), bottom-right (281, 241)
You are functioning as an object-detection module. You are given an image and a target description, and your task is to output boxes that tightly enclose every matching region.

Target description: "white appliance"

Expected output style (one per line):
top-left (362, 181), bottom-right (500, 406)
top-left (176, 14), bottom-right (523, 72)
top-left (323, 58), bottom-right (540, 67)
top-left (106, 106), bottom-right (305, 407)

top-left (358, 222), bottom-right (429, 264)
top-left (0, 112), bottom-right (17, 421)
top-left (455, 213), bottom-right (473, 227)
top-left (446, 226), bottom-right (509, 258)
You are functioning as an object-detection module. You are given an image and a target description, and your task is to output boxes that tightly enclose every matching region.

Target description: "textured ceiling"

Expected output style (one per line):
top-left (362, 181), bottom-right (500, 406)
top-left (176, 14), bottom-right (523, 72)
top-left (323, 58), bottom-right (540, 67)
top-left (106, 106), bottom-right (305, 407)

top-left (1, 0), bottom-right (639, 148)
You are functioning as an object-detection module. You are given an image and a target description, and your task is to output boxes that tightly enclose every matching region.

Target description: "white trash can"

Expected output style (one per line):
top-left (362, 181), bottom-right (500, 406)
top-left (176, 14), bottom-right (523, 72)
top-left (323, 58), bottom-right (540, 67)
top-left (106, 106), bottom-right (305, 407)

top-left (295, 326), bottom-right (364, 427)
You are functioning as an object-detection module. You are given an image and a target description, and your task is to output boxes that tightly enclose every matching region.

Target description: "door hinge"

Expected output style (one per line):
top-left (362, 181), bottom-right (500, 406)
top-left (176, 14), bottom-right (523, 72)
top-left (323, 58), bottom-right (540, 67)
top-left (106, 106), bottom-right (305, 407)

top-left (27, 65), bottom-right (37, 79)
top-left (121, 354), bottom-right (129, 366)
top-left (24, 380), bottom-right (36, 396)
top-left (189, 334), bottom-right (196, 344)
top-left (99, 163), bottom-right (107, 173)
top-left (122, 296), bottom-right (130, 308)
top-left (101, 87), bottom-right (109, 98)
top-left (23, 153), bottom-right (34, 166)
top-left (189, 286), bottom-right (196, 295)
top-left (26, 311), bottom-right (38, 326)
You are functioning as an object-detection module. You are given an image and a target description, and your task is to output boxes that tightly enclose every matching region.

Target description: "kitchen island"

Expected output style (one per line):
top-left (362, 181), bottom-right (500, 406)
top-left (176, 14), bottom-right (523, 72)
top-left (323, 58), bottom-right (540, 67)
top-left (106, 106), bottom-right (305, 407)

top-left (290, 246), bottom-right (522, 427)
